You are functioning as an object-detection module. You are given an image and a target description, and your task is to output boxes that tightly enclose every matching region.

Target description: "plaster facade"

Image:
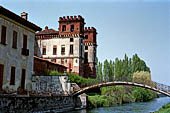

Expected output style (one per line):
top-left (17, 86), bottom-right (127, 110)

top-left (36, 33), bottom-right (84, 76)
top-left (0, 6), bottom-right (41, 93)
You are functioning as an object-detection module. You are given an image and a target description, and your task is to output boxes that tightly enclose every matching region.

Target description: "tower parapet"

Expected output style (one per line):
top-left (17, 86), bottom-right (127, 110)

top-left (84, 27), bottom-right (97, 44)
top-left (59, 15), bottom-right (84, 22)
top-left (58, 15), bottom-right (85, 35)
top-left (84, 27), bottom-right (96, 32)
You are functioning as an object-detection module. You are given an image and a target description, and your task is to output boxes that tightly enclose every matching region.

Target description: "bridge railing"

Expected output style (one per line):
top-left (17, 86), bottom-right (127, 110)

top-left (76, 77), bottom-right (170, 94)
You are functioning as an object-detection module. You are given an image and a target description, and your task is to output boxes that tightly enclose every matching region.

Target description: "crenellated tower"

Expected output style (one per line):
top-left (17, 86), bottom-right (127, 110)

top-left (58, 15), bottom-right (85, 35)
top-left (35, 15), bottom-right (97, 78)
top-left (84, 27), bottom-right (97, 78)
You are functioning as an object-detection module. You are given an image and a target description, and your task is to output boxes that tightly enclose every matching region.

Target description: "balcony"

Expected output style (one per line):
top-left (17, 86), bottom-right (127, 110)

top-left (21, 48), bottom-right (29, 56)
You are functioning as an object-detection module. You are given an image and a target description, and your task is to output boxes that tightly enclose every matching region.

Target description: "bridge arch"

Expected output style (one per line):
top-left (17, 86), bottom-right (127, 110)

top-left (72, 81), bottom-right (170, 97)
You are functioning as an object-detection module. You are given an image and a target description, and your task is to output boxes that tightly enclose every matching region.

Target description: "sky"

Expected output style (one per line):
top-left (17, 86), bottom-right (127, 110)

top-left (0, 0), bottom-right (170, 85)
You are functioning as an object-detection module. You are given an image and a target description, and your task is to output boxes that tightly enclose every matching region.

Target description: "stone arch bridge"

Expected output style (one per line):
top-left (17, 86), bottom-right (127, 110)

top-left (72, 81), bottom-right (170, 97)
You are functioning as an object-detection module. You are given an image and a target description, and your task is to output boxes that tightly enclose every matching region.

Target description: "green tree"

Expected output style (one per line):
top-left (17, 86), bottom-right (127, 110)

top-left (132, 54), bottom-right (150, 73)
top-left (122, 54), bottom-right (129, 81)
top-left (128, 58), bottom-right (133, 81)
top-left (98, 62), bottom-right (103, 81)
top-left (96, 57), bottom-right (99, 80)
top-left (115, 58), bottom-right (122, 80)
top-left (103, 60), bottom-right (109, 81)
top-left (132, 71), bottom-right (154, 86)
top-left (109, 60), bottom-right (114, 81)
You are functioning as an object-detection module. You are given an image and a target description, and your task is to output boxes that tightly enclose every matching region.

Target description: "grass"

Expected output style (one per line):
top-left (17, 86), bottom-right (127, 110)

top-left (154, 103), bottom-right (170, 113)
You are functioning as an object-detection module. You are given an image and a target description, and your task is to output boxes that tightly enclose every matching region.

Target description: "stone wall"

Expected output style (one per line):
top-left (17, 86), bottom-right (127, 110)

top-left (32, 75), bottom-right (71, 95)
top-left (0, 95), bottom-right (74, 113)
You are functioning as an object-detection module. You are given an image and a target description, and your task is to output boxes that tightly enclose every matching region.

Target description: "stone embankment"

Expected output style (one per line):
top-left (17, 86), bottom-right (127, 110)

top-left (0, 95), bottom-right (74, 113)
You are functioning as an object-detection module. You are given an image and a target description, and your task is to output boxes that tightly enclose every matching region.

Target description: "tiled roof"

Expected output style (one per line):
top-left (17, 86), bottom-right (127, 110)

top-left (34, 56), bottom-right (67, 68)
top-left (36, 26), bottom-right (59, 35)
top-left (0, 6), bottom-right (41, 31)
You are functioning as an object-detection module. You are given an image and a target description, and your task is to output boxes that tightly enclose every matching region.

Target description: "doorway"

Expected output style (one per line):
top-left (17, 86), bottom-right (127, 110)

top-left (21, 69), bottom-right (26, 89)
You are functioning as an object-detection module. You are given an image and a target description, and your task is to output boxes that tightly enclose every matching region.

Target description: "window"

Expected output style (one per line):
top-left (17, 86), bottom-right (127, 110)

top-left (62, 25), bottom-right (66, 31)
top-left (23, 35), bottom-right (27, 49)
top-left (1, 25), bottom-right (6, 45)
top-left (93, 35), bottom-right (96, 43)
top-left (42, 46), bottom-right (46, 55)
top-left (70, 38), bottom-right (73, 42)
top-left (85, 35), bottom-right (88, 39)
top-left (80, 44), bottom-right (83, 57)
top-left (80, 25), bottom-right (83, 32)
top-left (85, 46), bottom-right (88, 50)
top-left (53, 45), bottom-right (57, 55)
top-left (10, 66), bottom-right (15, 85)
top-left (12, 31), bottom-right (17, 49)
top-left (70, 25), bottom-right (74, 32)
top-left (21, 35), bottom-right (29, 56)
top-left (70, 45), bottom-right (73, 54)
top-left (61, 45), bottom-right (65, 55)
top-left (85, 52), bottom-right (88, 63)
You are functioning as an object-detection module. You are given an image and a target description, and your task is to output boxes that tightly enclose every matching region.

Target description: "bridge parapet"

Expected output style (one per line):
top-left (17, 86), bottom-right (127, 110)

top-left (72, 78), bottom-right (170, 97)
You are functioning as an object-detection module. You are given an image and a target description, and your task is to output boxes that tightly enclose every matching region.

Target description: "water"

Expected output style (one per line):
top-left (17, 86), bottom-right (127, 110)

top-left (69, 97), bottom-right (170, 113)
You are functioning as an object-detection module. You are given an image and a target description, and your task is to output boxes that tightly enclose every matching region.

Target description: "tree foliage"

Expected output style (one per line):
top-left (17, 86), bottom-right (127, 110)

top-left (132, 71), bottom-right (155, 87)
top-left (96, 53), bottom-right (151, 82)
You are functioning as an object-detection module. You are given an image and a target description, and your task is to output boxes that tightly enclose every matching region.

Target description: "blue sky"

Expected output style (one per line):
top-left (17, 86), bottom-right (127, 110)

top-left (1, 0), bottom-right (170, 85)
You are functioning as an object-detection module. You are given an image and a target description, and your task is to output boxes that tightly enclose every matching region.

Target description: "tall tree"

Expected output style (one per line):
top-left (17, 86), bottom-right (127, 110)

top-left (103, 60), bottom-right (109, 81)
top-left (115, 58), bottom-right (121, 80)
top-left (109, 60), bottom-right (114, 81)
top-left (122, 54), bottom-right (129, 80)
top-left (96, 53), bottom-right (150, 82)
top-left (98, 62), bottom-right (103, 81)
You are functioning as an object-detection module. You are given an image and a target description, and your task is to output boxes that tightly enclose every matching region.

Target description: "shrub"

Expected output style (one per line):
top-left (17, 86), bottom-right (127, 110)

top-left (132, 87), bottom-right (153, 102)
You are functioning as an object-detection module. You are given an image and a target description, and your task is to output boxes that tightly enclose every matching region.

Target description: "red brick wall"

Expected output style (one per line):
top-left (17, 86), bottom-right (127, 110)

top-left (84, 27), bottom-right (97, 44)
top-left (83, 63), bottom-right (96, 78)
top-left (58, 16), bottom-right (85, 35)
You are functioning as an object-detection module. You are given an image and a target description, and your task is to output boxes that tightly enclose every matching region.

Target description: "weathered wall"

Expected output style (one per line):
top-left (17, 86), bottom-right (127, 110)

top-left (75, 93), bottom-right (88, 109)
top-left (36, 34), bottom-right (84, 76)
top-left (32, 75), bottom-right (71, 95)
top-left (84, 43), bottom-right (96, 78)
top-left (83, 27), bottom-right (97, 78)
top-left (0, 16), bottom-right (35, 92)
top-left (0, 96), bottom-right (74, 113)
top-left (71, 83), bottom-right (88, 109)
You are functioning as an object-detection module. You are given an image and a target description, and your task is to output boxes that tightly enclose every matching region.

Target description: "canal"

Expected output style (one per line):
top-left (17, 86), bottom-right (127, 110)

top-left (69, 96), bottom-right (170, 113)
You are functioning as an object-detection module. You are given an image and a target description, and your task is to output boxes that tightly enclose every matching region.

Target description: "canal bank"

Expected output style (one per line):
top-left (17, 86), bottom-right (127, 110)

top-left (0, 92), bottom-right (87, 113)
top-left (0, 95), bottom-right (74, 113)
top-left (69, 96), bottom-right (170, 113)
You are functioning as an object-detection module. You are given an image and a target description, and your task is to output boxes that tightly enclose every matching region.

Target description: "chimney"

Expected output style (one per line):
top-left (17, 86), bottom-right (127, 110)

top-left (21, 12), bottom-right (28, 20)
top-left (45, 26), bottom-right (48, 30)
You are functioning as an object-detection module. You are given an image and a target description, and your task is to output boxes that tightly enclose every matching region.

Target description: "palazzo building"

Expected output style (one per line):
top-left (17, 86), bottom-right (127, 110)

top-left (35, 15), bottom-right (97, 78)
